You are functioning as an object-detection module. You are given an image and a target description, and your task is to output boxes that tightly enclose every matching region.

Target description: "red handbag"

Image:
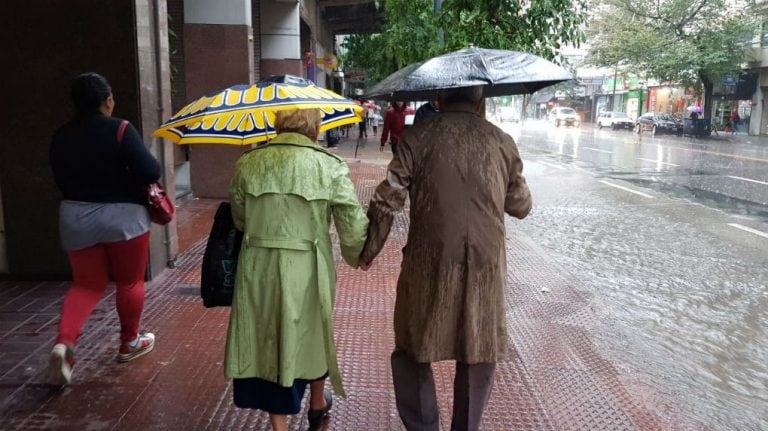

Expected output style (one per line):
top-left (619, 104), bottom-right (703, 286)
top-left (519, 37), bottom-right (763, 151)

top-left (145, 181), bottom-right (175, 225)
top-left (118, 120), bottom-right (175, 225)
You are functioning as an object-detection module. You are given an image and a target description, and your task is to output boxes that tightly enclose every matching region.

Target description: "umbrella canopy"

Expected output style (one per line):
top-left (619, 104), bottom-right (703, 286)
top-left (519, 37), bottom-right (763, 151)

top-left (686, 105), bottom-right (703, 114)
top-left (364, 47), bottom-right (573, 101)
top-left (154, 75), bottom-right (363, 145)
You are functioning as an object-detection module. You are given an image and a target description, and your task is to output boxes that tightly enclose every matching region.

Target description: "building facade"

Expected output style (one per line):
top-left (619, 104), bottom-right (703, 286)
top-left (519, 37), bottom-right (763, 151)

top-left (0, 0), bottom-right (381, 279)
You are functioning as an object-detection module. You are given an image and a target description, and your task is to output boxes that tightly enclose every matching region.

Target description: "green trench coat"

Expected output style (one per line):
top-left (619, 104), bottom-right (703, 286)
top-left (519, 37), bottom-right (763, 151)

top-left (225, 132), bottom-right (368, 397)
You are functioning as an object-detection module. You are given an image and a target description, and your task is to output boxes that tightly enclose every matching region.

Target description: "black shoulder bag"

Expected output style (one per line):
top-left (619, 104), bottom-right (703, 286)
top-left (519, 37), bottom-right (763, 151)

top-left (200, 202), bottom-right (244, 307)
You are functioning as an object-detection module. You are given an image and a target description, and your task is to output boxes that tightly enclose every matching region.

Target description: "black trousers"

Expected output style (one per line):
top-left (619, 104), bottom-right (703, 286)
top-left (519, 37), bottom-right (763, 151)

top-left (391, 350), bottom-right (496, 431)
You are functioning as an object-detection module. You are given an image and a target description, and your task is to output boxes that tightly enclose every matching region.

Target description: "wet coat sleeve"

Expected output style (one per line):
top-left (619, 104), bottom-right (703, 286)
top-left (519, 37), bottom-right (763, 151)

top-left (504, 138), bottom-right (532, 219)
top-left (330, 162), bottom-right (369, 267)
top-left (359, 139), bottom-right (412, 265)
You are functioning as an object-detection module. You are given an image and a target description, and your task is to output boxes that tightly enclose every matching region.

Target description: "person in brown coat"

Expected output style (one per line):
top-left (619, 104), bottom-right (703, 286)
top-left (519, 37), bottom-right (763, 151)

top-left (359, 85), bottom-right (532, 430)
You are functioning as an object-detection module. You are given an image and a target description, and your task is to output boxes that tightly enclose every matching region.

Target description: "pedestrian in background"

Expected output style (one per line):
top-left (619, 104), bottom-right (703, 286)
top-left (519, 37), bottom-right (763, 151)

top-left (48, 72), bottom-right (161, 386)
top-left (730, 109), bottom-right (740, 134)
top-left (372, 111), bottom-right (381, 136)
top-left (226, 108), bottom-right (369, 431)
top-left (367, 104), bottom-right (376, 129)
top-left (380, 100), bottom-right (409, 154)
top-left (360, 86), bottom-right (532, 431)
top-left (358, 101), bottom-right (368, 139)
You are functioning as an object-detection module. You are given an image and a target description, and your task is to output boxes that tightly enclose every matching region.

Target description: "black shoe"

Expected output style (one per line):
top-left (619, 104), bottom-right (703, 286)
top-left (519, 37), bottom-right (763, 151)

top-left (307, 388), bottom-right (332, 429)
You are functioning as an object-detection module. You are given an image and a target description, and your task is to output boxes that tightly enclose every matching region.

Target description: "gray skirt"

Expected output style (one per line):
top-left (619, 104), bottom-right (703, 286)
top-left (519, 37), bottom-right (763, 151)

top-left (59, 200), bottom-right (151, 251)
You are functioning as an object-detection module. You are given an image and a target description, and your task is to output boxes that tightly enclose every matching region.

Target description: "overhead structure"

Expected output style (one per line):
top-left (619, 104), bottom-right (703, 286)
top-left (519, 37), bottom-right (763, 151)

top-left (319, 0), bottom-right (385, 34)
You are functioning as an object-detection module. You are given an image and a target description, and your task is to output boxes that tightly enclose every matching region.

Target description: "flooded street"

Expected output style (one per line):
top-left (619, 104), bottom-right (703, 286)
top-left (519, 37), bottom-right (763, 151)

top-left (503, 120), bottom-right (768, 430)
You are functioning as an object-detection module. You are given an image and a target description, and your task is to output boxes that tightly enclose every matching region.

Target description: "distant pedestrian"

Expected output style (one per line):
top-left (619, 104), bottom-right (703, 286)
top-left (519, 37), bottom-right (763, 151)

top-left (326, 127), bottom-right (340, 148)
top-left (359, 86), bottom-right (532, 430)
top-left (380, 100), bottom-right (408, 154)
top-left (358, 101), bottom-right (368, 139)
top-left (48, 72), bottom-right (161, 386)
top-left (730, 109), bottom-right (740, 134)
top-left (367, 105), bottom-right (376, 129)
top-left (358, 117), bottom-right (368, 139)
top-left (372, 112), bottom-right (381, 136)
top-left (226, 108), bottom-right (369, 431)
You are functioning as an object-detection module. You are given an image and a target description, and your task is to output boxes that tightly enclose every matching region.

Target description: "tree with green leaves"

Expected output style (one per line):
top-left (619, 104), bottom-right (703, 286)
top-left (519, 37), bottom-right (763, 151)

top-left (342, 0), bottom-right (587, 90)
top-left (587, 0), bottom-right (759, 119)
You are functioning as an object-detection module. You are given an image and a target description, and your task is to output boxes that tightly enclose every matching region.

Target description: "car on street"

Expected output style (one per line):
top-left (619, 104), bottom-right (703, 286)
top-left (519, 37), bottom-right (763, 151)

top-left (597, 111), bottom-right (634, 130)
top-left (497, 106), bottom-right (519, 122)
top-left (635, 112), bottom-right (683, 135)
top-left (549, 107), bottom-right (580, 127)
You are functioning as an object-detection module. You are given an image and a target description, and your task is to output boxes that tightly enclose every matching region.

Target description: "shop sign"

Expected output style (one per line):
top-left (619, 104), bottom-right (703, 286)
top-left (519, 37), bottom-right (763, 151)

top-left (345, 69), bottom-right (366, 83)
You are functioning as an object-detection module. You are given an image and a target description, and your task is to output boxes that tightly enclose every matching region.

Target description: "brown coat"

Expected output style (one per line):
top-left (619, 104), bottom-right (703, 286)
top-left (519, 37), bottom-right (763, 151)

top-left (360, 102), bottom-right (532, 364)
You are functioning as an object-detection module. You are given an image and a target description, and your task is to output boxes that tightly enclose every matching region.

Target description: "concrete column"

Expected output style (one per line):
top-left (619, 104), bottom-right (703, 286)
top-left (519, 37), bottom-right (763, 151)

top-left (184, 0), bottom-right (255, 199)
top-left (757, 71), bottom-right (768, 135)
top-left (137, 0), bottom-right (179, 275)
top-left (260, 0), bottom-right (303, 77)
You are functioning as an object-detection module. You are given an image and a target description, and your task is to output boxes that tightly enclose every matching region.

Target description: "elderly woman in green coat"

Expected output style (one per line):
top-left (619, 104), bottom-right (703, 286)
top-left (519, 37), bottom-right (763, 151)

top-left (226, 108), bottom-right (368, 431)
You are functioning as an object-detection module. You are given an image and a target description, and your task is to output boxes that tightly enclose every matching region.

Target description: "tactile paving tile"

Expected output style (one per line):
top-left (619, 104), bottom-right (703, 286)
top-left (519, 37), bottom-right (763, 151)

top-left (529, 367), bottom-right (637, 431)
top-left (482, 359), bottom-right (554, 430)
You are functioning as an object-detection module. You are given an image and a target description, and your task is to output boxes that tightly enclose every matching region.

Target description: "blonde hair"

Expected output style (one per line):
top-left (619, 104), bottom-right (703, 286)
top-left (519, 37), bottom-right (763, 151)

top-left (274, 108), bottom-right (322, 140)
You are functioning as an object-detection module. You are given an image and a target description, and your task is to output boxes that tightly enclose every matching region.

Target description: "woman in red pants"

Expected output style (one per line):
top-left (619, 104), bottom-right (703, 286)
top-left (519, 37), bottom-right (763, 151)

top-left (48, 73), bottom-right (162, 385)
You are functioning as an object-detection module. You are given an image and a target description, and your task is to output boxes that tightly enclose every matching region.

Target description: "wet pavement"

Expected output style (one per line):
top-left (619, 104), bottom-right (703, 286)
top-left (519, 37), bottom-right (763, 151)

top-left (506, 120), bottom-right (768, 430)
top-left (2, 126), bottom-right (762, 429)
top-left (508, 120), bottom-right (768, 212)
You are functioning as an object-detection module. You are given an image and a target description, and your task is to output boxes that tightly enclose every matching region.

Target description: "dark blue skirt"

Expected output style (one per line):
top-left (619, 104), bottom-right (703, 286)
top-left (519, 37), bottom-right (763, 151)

top-left (233, 373), bottom-right (328, 415)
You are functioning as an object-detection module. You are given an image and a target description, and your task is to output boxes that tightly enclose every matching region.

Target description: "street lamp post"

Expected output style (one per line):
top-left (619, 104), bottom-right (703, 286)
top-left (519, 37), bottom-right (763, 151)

top-left (611, 64), bottom-right (618, 111)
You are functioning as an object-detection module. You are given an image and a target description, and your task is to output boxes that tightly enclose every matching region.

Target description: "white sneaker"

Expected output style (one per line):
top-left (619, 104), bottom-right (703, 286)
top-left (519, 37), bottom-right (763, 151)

top-left (117, 332), bottom-right (156, 362)
top-left (49, 343), bottom-right (74, 386)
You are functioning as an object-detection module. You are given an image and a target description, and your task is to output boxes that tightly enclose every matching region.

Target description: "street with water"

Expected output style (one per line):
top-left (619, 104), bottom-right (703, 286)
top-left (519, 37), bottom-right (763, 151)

top-left (502, 119), bottom-right (768, 430)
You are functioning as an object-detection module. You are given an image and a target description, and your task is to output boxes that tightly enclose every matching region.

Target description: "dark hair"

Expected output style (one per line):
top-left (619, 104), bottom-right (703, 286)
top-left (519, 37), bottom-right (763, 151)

top-left (71, 72), bottom-right (112, 115)
top-left (438, 86), bottom-right (483, 105)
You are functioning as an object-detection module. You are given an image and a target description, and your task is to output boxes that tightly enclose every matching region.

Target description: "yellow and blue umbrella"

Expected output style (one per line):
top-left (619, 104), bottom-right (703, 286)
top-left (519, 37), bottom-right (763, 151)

top-left (153, 75), bottom-right (363, 145)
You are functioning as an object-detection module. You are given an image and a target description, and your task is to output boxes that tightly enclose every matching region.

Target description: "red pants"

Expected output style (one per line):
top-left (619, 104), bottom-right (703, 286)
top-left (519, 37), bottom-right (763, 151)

top-left (57, 232), bottom-right (150, 346)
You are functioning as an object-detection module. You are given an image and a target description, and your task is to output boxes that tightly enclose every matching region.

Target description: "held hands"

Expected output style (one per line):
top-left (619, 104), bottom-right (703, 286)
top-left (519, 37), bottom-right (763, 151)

top-left (359, 260), bottom-right (373, 271)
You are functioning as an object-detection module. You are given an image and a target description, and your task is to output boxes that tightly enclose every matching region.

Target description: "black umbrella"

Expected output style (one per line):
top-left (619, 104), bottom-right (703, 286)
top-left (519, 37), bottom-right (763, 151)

top-left (364, 47), bottom-right (574, 101)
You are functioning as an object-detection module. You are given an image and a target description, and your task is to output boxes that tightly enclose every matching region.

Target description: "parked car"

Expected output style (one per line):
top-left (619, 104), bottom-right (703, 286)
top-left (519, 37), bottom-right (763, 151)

top-left (497, 106), bottom-right (519, 122)
top-left (597, 111), bottom-right (634, 130)
top-left (635, 113), bottom-right (683, 135)
top-left (549, 107), bottom-right (580, 127)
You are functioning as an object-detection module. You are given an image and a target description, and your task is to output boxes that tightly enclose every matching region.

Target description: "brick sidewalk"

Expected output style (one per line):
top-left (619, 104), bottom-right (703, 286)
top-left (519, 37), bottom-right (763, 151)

top-left (0, 145), bottom-right (696, 430)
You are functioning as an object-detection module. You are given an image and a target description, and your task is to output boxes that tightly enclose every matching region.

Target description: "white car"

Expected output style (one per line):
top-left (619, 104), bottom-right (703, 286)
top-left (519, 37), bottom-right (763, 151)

top-left (549, 107), bottom-right (580, 127)
top-left (597, 111), bottom-right (634, 130)
top-left (497, 107), bottom-right (519, 122)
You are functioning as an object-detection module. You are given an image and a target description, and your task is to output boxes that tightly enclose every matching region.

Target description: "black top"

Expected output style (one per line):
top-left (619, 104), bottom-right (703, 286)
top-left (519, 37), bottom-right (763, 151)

top-left (50, 114), bottom-right (161, 205)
